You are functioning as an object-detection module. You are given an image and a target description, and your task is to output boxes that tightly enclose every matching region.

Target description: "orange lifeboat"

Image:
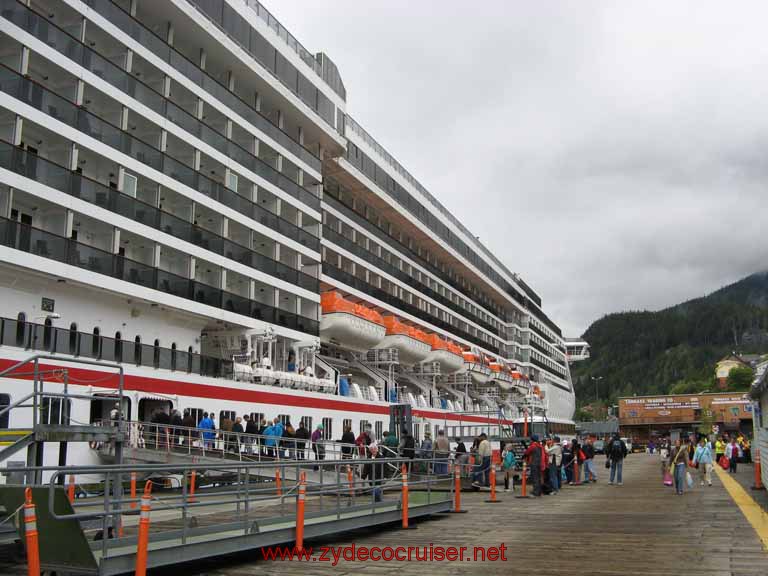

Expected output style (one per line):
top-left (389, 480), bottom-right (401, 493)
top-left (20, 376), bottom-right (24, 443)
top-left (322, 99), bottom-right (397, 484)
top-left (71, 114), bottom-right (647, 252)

top-left (423, 334), bottom-right (463, 374)
top-left (372, 316), bottom-right (431, 364)
top-left (320, 292), bottom-right (386, 352)
top-left (462, 350), bottom-right (491, 384)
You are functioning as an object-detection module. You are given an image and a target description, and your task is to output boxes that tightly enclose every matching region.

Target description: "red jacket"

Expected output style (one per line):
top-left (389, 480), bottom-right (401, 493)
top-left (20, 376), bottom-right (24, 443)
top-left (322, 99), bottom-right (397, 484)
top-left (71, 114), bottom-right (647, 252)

top-left (523, 441), bottom-right (547, 471)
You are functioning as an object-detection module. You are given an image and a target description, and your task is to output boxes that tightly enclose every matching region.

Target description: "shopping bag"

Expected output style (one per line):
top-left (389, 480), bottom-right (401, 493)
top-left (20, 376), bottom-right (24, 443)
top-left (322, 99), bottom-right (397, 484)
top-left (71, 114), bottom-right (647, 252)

top-left (686, 471), bottom-right (693, 488)
top-left (663, 471), bottom-right (673, 486)
top-left (719, 456), bottom-right (730, 470)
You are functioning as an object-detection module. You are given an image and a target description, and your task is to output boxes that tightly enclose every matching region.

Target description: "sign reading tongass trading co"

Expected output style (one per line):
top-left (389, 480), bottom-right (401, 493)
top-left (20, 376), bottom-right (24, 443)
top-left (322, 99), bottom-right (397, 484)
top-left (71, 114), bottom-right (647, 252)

top-left (618, 392), bottom-right (751, 425)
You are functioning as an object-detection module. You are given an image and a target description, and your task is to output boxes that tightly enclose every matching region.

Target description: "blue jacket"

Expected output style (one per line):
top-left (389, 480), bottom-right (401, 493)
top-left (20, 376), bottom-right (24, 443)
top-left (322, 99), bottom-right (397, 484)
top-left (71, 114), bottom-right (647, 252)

top-left (198, 417), bottom-right (215, 440)
top-left (693, 445), bottom-right (713, 465)
top-left (264, 425), bottom-right (277, 446)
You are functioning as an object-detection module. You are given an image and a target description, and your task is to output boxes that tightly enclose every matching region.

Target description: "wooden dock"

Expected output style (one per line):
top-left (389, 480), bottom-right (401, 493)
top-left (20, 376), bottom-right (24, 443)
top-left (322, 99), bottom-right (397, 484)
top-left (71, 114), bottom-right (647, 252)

top-left (178, 454), bottom-right (767, 575)
top-left (0, 455), bottom-right (765, 575)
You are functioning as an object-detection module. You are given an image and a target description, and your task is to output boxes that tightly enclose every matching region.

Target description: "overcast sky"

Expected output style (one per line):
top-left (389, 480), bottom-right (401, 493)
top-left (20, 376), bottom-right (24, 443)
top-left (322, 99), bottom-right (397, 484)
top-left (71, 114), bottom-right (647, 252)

top-left (275, 1), bottom-right (768, 336)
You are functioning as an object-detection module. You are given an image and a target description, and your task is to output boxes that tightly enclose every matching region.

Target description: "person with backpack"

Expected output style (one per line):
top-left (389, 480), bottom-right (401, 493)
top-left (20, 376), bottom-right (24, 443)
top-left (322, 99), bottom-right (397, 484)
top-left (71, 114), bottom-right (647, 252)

top-left (692, 436), bottom-right (713, 486)
top-left (546, 437), bottom-right (563, 493)
top-left (523, 435), bottom-right (547, 497)
top-left (608, 434), bottom-right (628, 486)
top-left (502, 442), bottom-right (517, 492)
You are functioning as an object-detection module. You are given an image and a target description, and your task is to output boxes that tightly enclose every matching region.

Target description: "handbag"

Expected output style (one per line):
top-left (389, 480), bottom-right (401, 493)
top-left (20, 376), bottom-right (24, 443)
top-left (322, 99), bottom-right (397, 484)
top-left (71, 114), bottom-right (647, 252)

top-left (686, 471), bottom-right (694, 488)
top-left (605, 459), bottom-right (611, 469)
top-left (663, 471), bottom-right (673, 486)
top-left (719, 456), bottom-right (730, 470)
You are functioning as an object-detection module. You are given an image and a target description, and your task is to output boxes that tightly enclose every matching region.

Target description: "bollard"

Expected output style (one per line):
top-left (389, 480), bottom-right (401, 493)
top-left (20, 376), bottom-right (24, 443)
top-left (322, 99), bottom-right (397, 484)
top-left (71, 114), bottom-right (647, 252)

top-left (516, 463), bottom-right (529, 499)
top-left (485, 464), bottom-right (502, 503)
top-left (573, 456), bottom-right (580, 485)
top-left (130, 472), bottom-right (137, 509)
top-left (275, 469), bottom-right (282, 497)
top-left (188, 470), bottom-right (197, 503)
top-left (401, 465), bottom-right (408, 529)
top-left (23, 488), bottom-right (40, 576)
top-left (135, 481), bottom-right (152, 576)
top-left (450, 462), bottom-right (467, 513)
top-left (67, 474), bottom-right (75, 504)
top-left (295, 472), bottom-right (306, 551)
top-left (753, 447), bottom-right (764, 491)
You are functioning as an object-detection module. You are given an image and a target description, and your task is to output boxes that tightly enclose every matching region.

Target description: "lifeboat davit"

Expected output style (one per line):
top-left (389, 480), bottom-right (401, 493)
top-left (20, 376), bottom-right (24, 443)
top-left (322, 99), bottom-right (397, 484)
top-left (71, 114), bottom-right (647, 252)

top-left (462, 352), bottom-right (491, 384)
top-left (320, 292), bottom-right (386, 352)
top-left (423, 334), bottom-right (464, 374)
top-left (373, 317), bottom-right (431, 364)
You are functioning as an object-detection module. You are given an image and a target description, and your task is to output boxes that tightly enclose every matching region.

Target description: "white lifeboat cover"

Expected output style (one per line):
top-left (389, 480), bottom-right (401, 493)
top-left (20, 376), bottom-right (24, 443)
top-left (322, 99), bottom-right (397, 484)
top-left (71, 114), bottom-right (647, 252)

top-left (320, 312), bottom-right (386, 352)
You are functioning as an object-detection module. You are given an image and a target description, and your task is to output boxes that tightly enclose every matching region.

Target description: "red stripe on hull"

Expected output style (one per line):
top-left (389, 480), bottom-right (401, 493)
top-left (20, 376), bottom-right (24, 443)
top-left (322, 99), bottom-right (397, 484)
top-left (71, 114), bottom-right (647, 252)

top-left (0, 357), bottom-right (512, 425)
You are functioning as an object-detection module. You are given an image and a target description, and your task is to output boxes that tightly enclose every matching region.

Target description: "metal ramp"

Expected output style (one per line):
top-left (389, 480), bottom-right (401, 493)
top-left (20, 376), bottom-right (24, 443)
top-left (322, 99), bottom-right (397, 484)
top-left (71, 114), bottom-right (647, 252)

top-left (0, 429), bottom-right (33, 463)
top-left (0, 457), bottom-right (453, 575)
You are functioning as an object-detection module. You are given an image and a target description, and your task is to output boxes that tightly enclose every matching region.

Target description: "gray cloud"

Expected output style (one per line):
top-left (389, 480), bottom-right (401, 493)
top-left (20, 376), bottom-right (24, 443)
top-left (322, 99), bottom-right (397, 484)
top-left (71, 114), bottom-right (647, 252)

top-left (275, 0), bottom-right (768, 335)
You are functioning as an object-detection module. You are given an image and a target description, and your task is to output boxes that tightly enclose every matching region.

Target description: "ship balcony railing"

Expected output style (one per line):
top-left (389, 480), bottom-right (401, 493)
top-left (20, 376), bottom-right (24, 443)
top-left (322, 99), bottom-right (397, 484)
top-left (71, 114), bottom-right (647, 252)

top-left (322, 193), bottom-right (508, 324)
top-left (0, 60), bottom-right (320, 250)
top-left (322, 225), bottom-right (501, 336)
top-left (2, 0), bottom-right (323, 175)
top-left (0, 216), bottom-right (320, 335)
top-left (0, 140), bottom-right (320, 293)
top-left (322, 262), bottom-right (500, 355)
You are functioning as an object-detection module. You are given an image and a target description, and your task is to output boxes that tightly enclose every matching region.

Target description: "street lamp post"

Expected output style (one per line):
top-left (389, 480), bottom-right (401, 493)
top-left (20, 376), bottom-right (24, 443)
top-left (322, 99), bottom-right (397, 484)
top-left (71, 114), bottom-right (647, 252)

top-left (591, 376), bottom-right (603, 404)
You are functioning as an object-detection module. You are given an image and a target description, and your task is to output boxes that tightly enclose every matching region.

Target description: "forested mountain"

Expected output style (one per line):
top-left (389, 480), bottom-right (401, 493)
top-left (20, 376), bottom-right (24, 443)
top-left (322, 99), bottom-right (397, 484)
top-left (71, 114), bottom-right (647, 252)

top-left (572, 272), bottom-right (768, 407)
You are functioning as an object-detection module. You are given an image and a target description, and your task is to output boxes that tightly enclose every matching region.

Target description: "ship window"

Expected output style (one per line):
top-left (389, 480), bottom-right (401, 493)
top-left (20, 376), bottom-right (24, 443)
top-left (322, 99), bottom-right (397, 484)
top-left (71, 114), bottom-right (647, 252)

top-left (114, 332), bottom-right (122, 362)
top-left (69, 323), bottom-right (78, 355)
top-left (0, 394), bottom-right (9, 428)
top-left (134, 336), bottom-right (141, 365)
top-left (41, 396), bottom-right (71, 425)
top-left (413, 423), bottom-right (421, 443)
top-left (359, 419), bottom-right (370, 435)
top-left (92, 327), bottom-right (101, 358)
top-left (342, 418), bottom-right (352, 433)
top-left (188, 408), bottom-right (204, 425)
top-left (15, 312), bottom-right (25, 346)
top-left (220, 411), bottom-right (236, 427)
top-left (250, 413), bottom-right (264, 427)
top-left (227, 172), bottom-right (238, 191)
top-left (171, 343), bottom-right (177, 371)
top-left (187, 346), bottom-right (194, 372)
top-left (43, 318), bottom-right (53, 350)
top-left (277, 414), bottom-right (290, 427)
top-left (300, 416), bottom-right (312, 431)
top-left (123, 172), bottom-right (137, 198)
top-left (322, 417), bottom-right (333, 440)
top-left (153, 339), bottom-right (160, 368)
top-left (375, 421), bottom-right (383, 440)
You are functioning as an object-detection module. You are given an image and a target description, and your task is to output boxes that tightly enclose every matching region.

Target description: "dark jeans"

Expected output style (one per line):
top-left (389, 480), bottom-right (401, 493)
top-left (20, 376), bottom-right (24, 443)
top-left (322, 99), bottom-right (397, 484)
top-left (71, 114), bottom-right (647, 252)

top-left (548, 463), bottom-right (560, 491)
top-left (473, 456), bottom-right (491, 486)
top-left (530, 466), bottom-right (542, 496)
top-left (729, 458), bottom-right (737, 473)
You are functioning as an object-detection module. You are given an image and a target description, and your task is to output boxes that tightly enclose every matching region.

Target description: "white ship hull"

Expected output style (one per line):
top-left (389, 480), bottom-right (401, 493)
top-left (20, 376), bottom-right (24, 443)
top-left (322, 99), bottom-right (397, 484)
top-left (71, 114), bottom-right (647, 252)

top-left (423, 349), bottom-right (463, 375)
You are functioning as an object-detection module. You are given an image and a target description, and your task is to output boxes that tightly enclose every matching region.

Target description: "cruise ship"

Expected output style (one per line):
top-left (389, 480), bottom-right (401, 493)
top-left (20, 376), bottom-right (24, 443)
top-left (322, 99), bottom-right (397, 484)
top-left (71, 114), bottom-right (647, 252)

top-left (0, 0), bottom-right (576, 469)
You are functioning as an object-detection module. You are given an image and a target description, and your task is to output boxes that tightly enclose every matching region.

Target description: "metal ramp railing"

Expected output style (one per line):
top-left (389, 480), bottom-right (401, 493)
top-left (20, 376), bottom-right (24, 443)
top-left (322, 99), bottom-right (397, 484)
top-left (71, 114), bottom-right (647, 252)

top-left (0, 455), bottom-right (454, 575)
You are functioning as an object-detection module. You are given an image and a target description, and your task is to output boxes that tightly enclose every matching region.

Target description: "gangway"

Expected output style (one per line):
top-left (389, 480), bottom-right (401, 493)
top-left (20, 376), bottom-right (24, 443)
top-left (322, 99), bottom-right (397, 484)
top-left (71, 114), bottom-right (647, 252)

top-left (0, 455), bottom-right (453, 575)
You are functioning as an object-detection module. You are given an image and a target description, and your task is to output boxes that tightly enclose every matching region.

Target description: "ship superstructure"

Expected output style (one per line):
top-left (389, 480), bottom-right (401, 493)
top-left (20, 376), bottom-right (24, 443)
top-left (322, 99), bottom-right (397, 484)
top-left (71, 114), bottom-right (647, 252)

top-left (0, 0), bottom-right (574, 466)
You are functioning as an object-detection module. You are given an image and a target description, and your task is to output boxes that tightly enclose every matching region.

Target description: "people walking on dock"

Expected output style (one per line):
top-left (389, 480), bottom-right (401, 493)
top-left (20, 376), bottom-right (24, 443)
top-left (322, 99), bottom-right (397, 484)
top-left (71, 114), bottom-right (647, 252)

top-left (715, 437), bottom-right (725, 465)
top-left (562, 440), bottom-right (574, 484)
top-left (523, 434), bottom-right (546, 496)
top-left (381, 431), bottom-right (399, 458)
top-left (568, 438), bottom-right (582, 485)
top-left (434, 430), bottom-right (450, 475)
top-left (419, 431), bottom-right (434, 474)
top-left (244, 415), bottom-right (258, 454)
top-left (399, 428), bottom-right (416, 471)
top-left (472, 433), bottom-right (492, 488)
top-left (546, 437), bottom-right (562, 493)
top-left (198, 412), bottom-right (215, 450)
top-left (582, 437), bottom-right (597, 483)
top-left (502, 442), bottom-right (517, 492)
top-left (454, 436), bottom-right (468, 471)
top-left (311, 423), bottom-right (325, 469)
top-left (295, 420), bottom-right (309, 460)
top-left (232, 416), bottom-right (244, 454)
top-left (668, 438), bottom-right (689, 495)
top-left (607, 434), bottom-right (627, 486)
top-left (340, 425), bottom-right (355, 459)
top-left (692, 437), bottom-right (713, 486)
top-left (725, 438), bottom-right (742, 473)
